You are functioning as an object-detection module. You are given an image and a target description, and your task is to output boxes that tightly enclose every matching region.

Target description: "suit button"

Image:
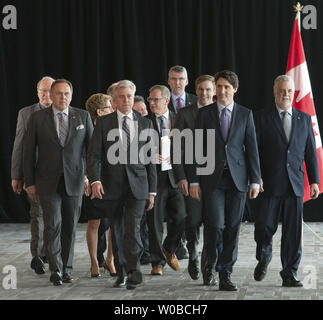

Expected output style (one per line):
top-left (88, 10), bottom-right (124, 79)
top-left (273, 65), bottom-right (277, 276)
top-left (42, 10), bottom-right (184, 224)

top-left (287, 163), bottom-right (290, 167)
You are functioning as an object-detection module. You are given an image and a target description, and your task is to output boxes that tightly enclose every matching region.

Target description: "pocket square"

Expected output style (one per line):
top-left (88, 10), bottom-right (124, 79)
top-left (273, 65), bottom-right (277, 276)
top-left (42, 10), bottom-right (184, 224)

top-left (76, 124), bottom-right (84, 130)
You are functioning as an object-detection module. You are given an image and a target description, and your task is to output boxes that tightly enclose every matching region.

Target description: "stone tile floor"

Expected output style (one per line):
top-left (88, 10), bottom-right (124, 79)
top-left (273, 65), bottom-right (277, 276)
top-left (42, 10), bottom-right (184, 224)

top-left (0, 222), bottom-right (322, 301)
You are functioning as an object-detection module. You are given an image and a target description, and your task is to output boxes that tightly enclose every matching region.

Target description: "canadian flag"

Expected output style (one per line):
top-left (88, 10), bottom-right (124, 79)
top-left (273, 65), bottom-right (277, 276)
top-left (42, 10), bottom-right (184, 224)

top-left (286, 10), bottom-right (323, 202)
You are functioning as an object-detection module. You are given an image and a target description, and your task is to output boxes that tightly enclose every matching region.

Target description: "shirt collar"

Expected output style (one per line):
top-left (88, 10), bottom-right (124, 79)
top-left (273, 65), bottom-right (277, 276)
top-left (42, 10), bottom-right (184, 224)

top-left (276, 105), bottom-right (293, 116)
top-left (52, 105), bottom-right (69, 116)
top-left (217, 101), bottom-right (234, 113)
top-left (155, 109), bottom-right (169, 120)
top-left (172, 92), bottom-right (186, 103)
top-left (117, 109), bottom-right (134, 121)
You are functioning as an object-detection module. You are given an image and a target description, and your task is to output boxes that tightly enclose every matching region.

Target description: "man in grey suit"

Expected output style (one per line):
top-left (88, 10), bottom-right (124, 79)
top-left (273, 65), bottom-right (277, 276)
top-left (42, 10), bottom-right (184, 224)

top-left (173, 75), bottom-right (217, 282)
top-left (11, 76), bottom-right (55, 275)
top-left (87, 80), bottom-right (157, 290)
top-left (189, 70), bottom-right (261, 291)
top-left (167, 65), bottom-right (197, 114)
top-left (23, 79), bottom-right (93, 286)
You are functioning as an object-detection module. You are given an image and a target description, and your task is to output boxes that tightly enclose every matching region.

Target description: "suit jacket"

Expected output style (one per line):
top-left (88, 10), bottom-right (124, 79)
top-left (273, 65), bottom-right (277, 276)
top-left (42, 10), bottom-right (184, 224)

top-left (146, 110), bottom-right (177, 189)
top-left (172, 103), bottom-right (199, 183)
top-left (187, 102), bottom-right (261, 193)
top-left (23, 106), bottom-right (94, 196)
top-left (168, 92), bottom-right (197, 114)
top-left (11, 103), bottom-right (43, 180)
top-left (87, 111), bottom-right (157, 200)
top-left (255, 107), bottom-right (319, 197)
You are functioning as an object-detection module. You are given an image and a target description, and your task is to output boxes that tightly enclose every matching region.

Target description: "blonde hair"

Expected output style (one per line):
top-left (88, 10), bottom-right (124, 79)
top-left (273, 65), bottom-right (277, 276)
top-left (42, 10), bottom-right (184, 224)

top-left (85, 93), bottom-right (112, 120)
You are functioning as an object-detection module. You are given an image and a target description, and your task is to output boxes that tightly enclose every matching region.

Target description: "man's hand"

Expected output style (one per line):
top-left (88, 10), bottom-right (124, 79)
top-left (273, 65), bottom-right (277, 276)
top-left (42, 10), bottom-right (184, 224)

top-left (190, 185), bottom-right (201, 201)
top-left (248, 188), bottom-right (259, 200)
top-left (91, 182), bottom-right (104, 199)
top-left (146, 194), bottom-right (155, 211)
top-left (84, 177), bottom-right (91, 197)
top-left (26, 185), bottom-right (38, 203)
top-left (12, 179), bottom-right (23, 195)
top-left (178, 179), bottom-right (189, 196)
top-left (310, 183), bottom-right (320, 200)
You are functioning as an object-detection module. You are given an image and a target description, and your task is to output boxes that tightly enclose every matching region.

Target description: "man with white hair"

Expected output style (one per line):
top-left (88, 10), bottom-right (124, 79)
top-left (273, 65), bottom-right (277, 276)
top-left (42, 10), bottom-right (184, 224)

top-left (11, 76), bottom-right (55, 275)
top-left (253, 75), bottom-right (320, 287)
top-left (87, 80), bottom-right (157, 290)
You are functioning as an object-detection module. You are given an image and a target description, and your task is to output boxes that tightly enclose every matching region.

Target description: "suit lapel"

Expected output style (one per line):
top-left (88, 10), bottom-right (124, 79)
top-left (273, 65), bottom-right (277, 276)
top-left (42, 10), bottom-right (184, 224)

top-left (289, 108), bottom-right (300, 146)
top-left (226, 103), bottom-right (238, 142)
top-left (45, 107), bottom-right (61, 146)
top-left (65, 107), bottom-right (77, 146)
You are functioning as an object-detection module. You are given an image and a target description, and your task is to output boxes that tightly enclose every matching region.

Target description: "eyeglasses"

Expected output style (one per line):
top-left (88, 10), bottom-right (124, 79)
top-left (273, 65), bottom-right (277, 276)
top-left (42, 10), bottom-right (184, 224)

top-left (147, 97), bottom-right (165, 103)
top-left (169, 77), bottom-right (186, 82)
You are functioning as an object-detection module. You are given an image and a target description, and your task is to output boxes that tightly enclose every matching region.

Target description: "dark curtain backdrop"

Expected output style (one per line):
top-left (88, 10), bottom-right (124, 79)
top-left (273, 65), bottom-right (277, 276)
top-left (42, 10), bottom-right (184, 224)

top-left (0, 0), bottom-right (322, 222)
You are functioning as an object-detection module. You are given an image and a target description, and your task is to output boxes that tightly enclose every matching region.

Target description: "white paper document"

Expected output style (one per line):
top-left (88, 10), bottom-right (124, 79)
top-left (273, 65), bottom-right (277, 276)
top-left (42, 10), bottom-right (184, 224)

top-left (160, 135), bottom-right (172, 171)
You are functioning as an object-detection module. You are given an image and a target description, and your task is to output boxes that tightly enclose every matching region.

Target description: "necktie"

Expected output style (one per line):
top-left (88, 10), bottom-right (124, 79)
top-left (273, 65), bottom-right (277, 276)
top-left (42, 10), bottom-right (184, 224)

top-left (177, 98), bottom-right (183, 111)
top-left (159, 115), bottom-right (167, 137)
top-left (57, 112), bottom-right (68, 146)
top-left (282, 111), bottom-right (291, 142)
top-left (122, 116), bottom-right (131, 151)
top-left (220, 107), bottom-right (230, 141)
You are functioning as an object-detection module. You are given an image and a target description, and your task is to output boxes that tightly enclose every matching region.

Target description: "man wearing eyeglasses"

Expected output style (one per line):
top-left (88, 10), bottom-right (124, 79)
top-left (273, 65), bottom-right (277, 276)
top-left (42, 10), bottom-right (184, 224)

top-left (167, 65), bottom-right (197, 114)
top-left (146, 85), bottom-right (186, 277)
top-left (11, 76), bottom-right (55, 275)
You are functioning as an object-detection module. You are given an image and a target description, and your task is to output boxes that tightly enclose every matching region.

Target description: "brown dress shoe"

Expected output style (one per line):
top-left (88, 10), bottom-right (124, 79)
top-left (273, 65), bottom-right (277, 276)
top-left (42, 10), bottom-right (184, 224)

top-left (162, 247), bottom-right (180, 271)
top-left (151, 266), bottom-right (163, 275)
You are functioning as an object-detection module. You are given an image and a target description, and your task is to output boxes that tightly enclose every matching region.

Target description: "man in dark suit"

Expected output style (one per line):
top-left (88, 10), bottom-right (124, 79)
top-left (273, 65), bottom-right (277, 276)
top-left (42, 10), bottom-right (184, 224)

top-left (167, 65), bottom-right (197, 114)
top-left (253, 75), bottom-right (320, 287)
top-left (24, 79), bottom-right (94, 286)
top-left (146, 85), bottom-right (186, 276)
top-left (173, 75), bottom-right (217, 282)
top-left (189, 70), bottom-right (261, 291)
top-left (167, 65), bottom-right (196, 259)
top-left (11, 76), bottom-right (55, 275)
top-left (87, 80), bottom-right (157, 290)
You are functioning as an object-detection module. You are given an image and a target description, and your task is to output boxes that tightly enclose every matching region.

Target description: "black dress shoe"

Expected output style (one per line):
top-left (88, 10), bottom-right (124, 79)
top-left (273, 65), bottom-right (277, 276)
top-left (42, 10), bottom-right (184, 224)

top-left (62, 273), bottom-right (73, 283)
top-left (40, 256), bottom-right (48, 264)
top-left (282, 276), bottom-right (303, 287)
top-left (126, 270), bottom-right (143, 290)
top-left (176, 245), bottom-right (189, 260)
top-left (113, 276), bottom-right (127, 288)
top-left (202, 270), bottom-right (217, 286)
top-left (254, 256), bottom-right (272, 281)
top-left (50, 272), bottom-right (62, 286)
top-left (188, 259), bottom-right (200, 280)
top-left (140, 254), bottom-right (151, 265)
top-left (219, 278), bottom-right (238, 291)
top-left (30, 257), bottom-right (45, 275)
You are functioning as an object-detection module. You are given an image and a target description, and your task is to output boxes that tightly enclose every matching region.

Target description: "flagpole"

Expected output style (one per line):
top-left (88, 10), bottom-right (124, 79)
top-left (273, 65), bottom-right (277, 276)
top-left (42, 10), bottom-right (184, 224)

top-left (293, 2), bottom-right (303, 30)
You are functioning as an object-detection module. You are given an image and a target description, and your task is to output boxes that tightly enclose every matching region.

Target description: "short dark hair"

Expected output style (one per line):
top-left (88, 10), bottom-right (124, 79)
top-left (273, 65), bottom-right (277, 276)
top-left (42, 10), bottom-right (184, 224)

top-left (51, 79), bottom-right (73, 93)
top-left (134, 95), bottom-right (145, 103)
top-left (214, 70), bottom-right (239, 89)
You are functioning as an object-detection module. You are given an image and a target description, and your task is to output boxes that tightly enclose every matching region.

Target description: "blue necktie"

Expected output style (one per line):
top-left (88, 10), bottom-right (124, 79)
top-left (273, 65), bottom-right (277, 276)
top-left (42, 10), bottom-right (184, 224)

top-left (159, 115), bottom-right (167, 137)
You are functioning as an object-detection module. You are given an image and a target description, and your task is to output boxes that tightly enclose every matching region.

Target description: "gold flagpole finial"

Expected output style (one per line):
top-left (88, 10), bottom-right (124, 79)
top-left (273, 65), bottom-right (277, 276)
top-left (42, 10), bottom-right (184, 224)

top-left (294, 2), bottom-right (304, 13)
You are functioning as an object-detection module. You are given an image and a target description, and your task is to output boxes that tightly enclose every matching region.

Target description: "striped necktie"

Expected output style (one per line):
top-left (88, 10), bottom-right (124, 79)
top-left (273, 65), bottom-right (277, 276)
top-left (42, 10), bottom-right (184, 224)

top-left (122, 115), bottom-right (130, 151)
top-left (57, 112), bottom-right (68, 146)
